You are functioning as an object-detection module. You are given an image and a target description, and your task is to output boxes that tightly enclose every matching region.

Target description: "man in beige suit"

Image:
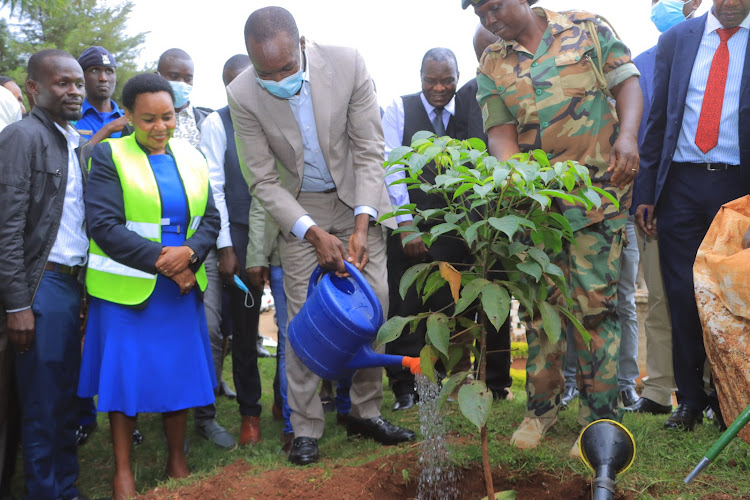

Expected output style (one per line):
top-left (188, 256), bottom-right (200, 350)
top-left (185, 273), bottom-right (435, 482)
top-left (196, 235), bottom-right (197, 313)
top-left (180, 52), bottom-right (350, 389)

top-left (227, 6), bottom-right (415, 466)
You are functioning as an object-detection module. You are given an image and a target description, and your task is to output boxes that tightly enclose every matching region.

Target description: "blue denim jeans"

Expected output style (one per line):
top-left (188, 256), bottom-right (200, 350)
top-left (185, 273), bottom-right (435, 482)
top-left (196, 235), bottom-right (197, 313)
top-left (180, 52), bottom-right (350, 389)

top-left (16, 270), bottom-right (81, 500)
top-left (270, 265), bottom-right (293, 434)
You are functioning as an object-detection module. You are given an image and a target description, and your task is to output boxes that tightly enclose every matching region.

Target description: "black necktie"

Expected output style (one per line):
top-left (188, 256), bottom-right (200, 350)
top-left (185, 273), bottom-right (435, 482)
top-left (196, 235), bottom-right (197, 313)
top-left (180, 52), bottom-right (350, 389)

top-left (432, 107), bottom-right (445, 136)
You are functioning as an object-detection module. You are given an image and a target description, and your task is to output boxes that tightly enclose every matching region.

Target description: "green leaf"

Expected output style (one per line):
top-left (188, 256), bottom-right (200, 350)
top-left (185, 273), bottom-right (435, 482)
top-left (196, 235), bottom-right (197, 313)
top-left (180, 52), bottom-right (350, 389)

top-left (558, 307), bottom-right (591, 347)
top-left (387, 145), bottom-right (412, 164)
top-left (467, 137), bottom-right (487, 151)
top-left (429, 222), bottom-right (459, 238)
top-left (422, 270), bottom-right (446, 302)
top-left (445, 344), bottom-right (466, 373)
top-left (517, 261), bottom-right (543, 282)
top-left (538, 189), bottom-right (578, 204)
top-left (376, 315), bottom-right (414, 347)
top-left (532, 149), bottom-right (550, 168)
top-left (444, 212), bottom-right (464, 225)
top-left (529, 192), bottom-right (550, 208)
top-left (580, 187), bottom-right (602, 209)
top-left (452, 182), bottom-right (475, 200)
top-left (398, 263), bottom-right (430, 299)
top-left (481, 283), bottom-right (511, 331)
top-left (473, 183), bottom-right (494, 198)
top-left (527, 247), bottom-right (550, 268)
top-left (454, 278), bottom-right (490, 315)
top-left (408, 153), bottom-right (428, 172)
top-left (426, 313), bottom-right (450, 357)
top-left (539, 300), bottom-right (562, 344)
top-left (437, 371), bottom-right (470, 411)
top-left (458, 380), bottom-right (493, 430)
top-left (401, 232), bottom-right (425, 246)
top-left (420, 345), bottom-right (438, 383)
top-left (507, 241), bottom-right (528, 256)
top-left (544, 262), bottom-right (564, 278)
top-left (411, 130), bottom-right (435, 143)
top-left (489, 215), bottom-right (520, 239)
top-left (590, 186), bottom-right (620, 209)
top-left (463, 220), bottom-right (486, 247)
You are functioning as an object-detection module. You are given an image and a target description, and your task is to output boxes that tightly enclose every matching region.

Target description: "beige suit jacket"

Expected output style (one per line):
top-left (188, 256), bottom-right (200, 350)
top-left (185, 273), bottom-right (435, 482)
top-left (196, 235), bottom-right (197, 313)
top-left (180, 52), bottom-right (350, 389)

top-left (227, 41), bottom-right (394, 255)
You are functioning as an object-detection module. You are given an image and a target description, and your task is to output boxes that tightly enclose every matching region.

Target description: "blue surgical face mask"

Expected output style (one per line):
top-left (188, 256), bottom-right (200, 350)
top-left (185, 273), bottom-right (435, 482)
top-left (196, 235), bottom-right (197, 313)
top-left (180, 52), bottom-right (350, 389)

top-left (168, 80), bottom-right (192, 109)
top-left (651, 0), bottom-right (688, 33)
top-left (256, 44), bottom-right (304, 99)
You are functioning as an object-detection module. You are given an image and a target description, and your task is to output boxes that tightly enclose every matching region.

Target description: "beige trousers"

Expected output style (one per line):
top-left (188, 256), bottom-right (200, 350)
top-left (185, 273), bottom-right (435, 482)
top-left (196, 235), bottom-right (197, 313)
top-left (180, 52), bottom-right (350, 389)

top-left (636, 224), bottom-right (677, 406)
top-left (279, 191), bottom-right (387, 439)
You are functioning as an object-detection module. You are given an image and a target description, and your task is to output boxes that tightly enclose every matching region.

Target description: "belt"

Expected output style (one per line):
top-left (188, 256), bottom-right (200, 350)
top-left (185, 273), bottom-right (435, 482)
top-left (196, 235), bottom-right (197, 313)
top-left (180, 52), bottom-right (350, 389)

top-left (673, 161), bottom-right (739, 171)
top-left (162, 224), bottom-right (183, 234)
top-left (322, 187), bottom-right (337, 194)
top-left (44, 261), bottom-right (82, 277)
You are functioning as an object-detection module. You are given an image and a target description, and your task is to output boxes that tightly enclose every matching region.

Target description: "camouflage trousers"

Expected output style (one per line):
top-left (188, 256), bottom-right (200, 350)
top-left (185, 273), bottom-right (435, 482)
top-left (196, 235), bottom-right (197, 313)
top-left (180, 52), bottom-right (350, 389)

top-left (524, 213), bottom-right (627, 426)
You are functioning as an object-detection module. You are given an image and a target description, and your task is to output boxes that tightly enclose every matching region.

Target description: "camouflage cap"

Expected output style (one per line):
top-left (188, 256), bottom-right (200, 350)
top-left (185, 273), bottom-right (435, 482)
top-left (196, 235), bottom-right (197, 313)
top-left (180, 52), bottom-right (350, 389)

top-left (462, 0), bottom-right (490, 10)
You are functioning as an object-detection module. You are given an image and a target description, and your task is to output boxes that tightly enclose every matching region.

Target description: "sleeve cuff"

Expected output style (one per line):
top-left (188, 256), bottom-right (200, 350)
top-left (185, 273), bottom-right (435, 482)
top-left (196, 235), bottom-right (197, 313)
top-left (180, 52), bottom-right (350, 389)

top-left (6, 305), bottom-right (31, 313)
top-left (354, 205), bottom-right (378, 220)
top-left (291, 215), bottom-right (317, 240)
top-left (395, 213), bottom-right (414, 223)
top-left (216, 230), bottom-right (233, 249)
top-left (606, 62), bottom-right (640, 90)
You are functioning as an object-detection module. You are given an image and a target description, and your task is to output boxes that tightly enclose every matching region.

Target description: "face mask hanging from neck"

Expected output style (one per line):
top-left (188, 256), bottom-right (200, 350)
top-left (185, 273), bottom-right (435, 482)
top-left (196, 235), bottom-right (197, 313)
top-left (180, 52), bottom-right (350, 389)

top-left (256, 44), bottom-right (304, 99)
top-left (651, 0), bottom-right (689, 33)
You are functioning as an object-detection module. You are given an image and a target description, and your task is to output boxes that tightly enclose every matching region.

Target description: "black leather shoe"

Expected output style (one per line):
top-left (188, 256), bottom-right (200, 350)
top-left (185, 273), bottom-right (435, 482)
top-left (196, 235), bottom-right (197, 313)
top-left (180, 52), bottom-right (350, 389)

top-left (347, 416), bottom-right (416, 445)
top-left (620, 387), bottom-right (640, 408)
top-left (624, 397), bottom-right (672, 415)
top-left (75, 422), bottom-right (98, 446)
top-left (288, 437), bottom-right (319, 465)
top-left (664, 404), bottom-right (704, 431)
top-left (219, 380), bottom-right (237, 399)
top-left (560, 385), bottom-right (578, 410)
top-left (391, 392), bottom-right (417, 411)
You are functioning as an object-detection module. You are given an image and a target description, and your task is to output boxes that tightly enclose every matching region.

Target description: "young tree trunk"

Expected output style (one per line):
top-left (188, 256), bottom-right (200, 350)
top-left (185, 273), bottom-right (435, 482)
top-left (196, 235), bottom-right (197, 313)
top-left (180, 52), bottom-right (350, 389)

top-left (478, 313), bottom-right (494, 499)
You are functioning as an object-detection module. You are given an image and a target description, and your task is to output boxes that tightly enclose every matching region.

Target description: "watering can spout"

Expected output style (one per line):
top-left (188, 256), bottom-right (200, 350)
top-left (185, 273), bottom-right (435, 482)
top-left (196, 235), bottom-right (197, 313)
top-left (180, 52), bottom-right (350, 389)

top-left (345, 345), bottom-right (421, 374)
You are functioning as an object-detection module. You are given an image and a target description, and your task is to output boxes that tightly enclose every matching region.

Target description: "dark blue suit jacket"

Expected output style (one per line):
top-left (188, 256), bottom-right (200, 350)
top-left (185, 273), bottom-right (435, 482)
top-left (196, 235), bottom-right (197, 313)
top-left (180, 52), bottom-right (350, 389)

top-left (637, 13), bottom-right (750, 209)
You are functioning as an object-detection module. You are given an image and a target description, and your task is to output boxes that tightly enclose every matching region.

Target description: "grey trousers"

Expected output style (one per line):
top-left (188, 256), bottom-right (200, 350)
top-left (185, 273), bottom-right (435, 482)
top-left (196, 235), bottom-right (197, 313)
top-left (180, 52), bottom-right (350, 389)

top-left (279, 191), bottom-right (386, 439)
top-left (636, 224), bottom-right (676, 406)
top-left (194, 247), bottom-right (224, 423)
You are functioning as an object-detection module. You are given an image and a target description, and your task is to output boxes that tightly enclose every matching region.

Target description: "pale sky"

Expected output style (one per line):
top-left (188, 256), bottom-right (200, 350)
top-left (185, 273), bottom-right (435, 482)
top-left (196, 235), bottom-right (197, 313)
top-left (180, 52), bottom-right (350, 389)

top-left (6, 1), bottom-right (713, 109)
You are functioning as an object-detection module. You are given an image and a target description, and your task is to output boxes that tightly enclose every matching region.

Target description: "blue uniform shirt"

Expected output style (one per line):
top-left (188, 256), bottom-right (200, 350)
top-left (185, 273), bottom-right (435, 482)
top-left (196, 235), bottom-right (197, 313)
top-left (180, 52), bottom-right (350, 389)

top-left (74, 98), bottom-right (124, 140)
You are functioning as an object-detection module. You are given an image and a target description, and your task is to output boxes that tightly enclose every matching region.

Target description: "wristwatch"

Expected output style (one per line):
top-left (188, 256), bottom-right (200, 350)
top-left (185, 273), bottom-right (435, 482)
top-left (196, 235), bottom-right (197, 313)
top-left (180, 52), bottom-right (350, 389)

top-left (187, 247), bottom-right (198, 265)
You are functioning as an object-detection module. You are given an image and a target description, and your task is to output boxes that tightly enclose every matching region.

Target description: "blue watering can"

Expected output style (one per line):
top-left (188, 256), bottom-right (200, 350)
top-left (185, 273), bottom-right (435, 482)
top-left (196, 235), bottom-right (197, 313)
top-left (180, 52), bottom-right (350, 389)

top-left (288, 261), bottom-right (421, 380)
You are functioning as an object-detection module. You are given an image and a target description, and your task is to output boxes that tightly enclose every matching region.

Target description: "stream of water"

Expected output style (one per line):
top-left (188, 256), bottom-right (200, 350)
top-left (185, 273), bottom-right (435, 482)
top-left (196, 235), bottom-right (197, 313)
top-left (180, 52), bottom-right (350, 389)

top-left (416, 374), bottom-right (460, 500)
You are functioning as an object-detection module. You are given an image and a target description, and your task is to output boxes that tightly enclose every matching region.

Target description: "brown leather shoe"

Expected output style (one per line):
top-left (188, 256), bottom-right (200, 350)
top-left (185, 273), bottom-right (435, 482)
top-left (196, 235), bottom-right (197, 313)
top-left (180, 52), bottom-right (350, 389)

top-left (239, 416), bottom-right (261, 446)
top-left (281, 431), bottom-right (294, 453)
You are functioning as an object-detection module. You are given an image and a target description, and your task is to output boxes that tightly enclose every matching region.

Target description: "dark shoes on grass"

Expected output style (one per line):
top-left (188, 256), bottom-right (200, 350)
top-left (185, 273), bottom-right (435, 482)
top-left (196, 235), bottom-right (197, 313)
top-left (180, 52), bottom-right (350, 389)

top-left (664, 404), bottom-right (704, 431)
top-left (288, 437), bottom-right (319, 465)
top-left (347, 416), bottom-right (416, 445)
top-left (624, 396), bottom-right (673, 415)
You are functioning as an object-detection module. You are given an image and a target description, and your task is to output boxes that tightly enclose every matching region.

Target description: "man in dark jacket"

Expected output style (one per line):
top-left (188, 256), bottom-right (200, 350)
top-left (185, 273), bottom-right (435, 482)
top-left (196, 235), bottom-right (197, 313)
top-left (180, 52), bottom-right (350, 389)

top-left (0, 49), bottom-right (88, 500)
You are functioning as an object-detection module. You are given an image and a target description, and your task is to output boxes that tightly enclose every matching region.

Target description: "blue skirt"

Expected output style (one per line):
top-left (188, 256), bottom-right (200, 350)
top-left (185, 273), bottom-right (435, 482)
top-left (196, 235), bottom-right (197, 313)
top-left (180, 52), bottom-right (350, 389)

top-left (78, 275), bottom-right (217, 416)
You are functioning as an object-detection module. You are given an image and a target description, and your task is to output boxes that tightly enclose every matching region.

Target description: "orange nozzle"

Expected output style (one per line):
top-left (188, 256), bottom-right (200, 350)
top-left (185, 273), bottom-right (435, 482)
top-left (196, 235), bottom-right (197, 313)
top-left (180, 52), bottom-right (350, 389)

top-left (402, 356), bottom-right (421, 375)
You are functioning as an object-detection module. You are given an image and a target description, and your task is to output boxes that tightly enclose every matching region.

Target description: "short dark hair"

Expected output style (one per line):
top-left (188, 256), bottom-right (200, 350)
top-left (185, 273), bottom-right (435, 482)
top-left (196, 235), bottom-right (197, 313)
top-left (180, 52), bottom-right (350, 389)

top-left (529, 0), bottom-right (539, 4)
top-left (244, 6), bottom-right (299, 44)
top-left (157, 48), bottom-right (192, 71)
top-left (421, 48), bottom-right (459, 74)
top-left (122, 73), bottom-right (175, 111)
top-left (27, 49), bottom-right (75, 81)
top-left (0, 76), bottom-right (13, 86)
top-left (222, 54), bottom-right (251, 86)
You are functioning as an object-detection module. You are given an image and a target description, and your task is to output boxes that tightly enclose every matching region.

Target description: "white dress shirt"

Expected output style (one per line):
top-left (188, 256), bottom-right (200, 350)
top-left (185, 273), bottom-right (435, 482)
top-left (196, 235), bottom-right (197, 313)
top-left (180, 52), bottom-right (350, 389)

top-left (381, 93), bottom-right (456, 223)
top-left (48, 122), bottom-right (88, 267)
top-left (288, 48), bottom-right (378, 240)
top-left (199, 111), bottom-right (233, 249)
top-left (674, 10), bottom-right (750, 164)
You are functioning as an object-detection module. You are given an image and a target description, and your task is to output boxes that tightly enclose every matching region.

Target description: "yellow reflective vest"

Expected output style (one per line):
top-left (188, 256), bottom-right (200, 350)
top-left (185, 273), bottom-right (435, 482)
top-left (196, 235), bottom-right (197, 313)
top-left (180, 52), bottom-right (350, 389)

top-left (86, 134), bottom-right (209, 305)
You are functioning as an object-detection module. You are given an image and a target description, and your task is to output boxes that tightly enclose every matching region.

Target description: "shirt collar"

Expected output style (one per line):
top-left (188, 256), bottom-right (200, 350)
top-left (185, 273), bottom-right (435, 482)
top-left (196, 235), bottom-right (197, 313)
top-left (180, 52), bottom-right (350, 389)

top-left (53, 121), bottom-right (80, 146)
top-left (177, 102), bottom-right (194, 117)
top-left (81, 98), bottom-right (124, 117)
top-left (706, 9), bottom-right (750, 33)
top-left (419, 92), bottom-right (456, 117)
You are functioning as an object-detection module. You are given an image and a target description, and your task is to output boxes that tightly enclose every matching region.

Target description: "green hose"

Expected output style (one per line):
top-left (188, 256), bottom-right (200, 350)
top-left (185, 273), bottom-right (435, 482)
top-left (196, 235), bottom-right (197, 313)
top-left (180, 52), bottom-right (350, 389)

top-left (685, 403), bottom-right (750, 484)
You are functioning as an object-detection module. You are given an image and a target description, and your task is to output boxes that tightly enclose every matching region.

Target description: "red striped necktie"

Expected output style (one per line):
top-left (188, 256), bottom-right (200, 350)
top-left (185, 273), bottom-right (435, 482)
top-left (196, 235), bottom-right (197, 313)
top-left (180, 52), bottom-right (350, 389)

top-left (695, 26), bottom-right (741, 154)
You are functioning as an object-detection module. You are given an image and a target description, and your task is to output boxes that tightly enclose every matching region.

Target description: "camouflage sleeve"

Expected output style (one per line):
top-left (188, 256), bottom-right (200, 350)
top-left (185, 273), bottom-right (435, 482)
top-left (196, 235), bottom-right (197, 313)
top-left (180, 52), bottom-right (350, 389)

top-left (595, 19), bottom-right (641, 89)
top-left (476, 70), bottom-right (514, 132)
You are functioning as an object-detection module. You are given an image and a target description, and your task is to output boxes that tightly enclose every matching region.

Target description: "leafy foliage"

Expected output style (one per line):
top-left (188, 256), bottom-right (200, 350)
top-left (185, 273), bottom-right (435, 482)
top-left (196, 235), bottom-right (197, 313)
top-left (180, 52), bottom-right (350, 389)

top-left (0, 0), bottom-right (148, 104)
top-left (376, 132), bottom-right (612, 430)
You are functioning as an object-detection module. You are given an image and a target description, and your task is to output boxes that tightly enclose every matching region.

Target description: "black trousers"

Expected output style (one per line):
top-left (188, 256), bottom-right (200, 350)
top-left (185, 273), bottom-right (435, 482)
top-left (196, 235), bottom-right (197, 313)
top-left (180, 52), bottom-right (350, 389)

top-left (657, 163), bottom-right (750, 410)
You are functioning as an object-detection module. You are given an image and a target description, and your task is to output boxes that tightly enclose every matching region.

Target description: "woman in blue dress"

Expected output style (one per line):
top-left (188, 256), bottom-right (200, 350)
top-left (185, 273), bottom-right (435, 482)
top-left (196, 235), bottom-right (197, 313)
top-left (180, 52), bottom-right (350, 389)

top-left (78, 73), bottom-right (219, 499)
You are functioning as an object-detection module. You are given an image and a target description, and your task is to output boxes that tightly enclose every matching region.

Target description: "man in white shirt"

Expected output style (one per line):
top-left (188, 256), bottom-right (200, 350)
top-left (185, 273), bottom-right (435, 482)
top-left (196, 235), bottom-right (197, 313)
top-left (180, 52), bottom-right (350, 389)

top-left (0, 49), bottom-right (88, 500)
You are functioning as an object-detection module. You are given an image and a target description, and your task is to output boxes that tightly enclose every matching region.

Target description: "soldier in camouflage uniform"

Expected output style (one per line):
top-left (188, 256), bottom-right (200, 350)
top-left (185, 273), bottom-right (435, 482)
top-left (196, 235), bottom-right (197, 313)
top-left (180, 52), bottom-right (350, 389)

top-left (463, 0), bottom-right (643, 452)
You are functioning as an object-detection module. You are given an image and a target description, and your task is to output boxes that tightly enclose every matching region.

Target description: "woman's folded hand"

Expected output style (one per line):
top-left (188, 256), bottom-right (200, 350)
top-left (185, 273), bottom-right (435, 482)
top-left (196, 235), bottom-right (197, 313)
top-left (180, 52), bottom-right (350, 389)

top-left (170, 268), bottom-right (196, 295)
top-left (156, 246), bottom-right (191, 277)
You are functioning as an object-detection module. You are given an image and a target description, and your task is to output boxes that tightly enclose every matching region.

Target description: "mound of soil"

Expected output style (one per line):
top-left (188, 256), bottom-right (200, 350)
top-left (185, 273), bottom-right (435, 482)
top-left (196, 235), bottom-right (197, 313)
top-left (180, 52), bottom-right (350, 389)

top-left (141, 451), bottom-right (619, 500)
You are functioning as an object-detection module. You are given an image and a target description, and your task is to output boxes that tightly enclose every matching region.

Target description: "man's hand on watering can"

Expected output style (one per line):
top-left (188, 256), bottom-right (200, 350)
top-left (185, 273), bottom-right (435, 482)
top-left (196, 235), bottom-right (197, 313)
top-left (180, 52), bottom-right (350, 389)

top-left (347, 214), bottom-right (371, 272)
top-left (306, 225), bottom-right (348, 273)
top-left (247, 266), bottom-right (270, 291)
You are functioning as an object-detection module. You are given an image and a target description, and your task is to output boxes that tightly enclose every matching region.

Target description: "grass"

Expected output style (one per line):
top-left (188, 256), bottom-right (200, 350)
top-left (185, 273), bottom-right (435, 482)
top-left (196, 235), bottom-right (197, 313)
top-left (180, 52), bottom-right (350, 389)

top-left (10, 349), bottom-right (750, 499)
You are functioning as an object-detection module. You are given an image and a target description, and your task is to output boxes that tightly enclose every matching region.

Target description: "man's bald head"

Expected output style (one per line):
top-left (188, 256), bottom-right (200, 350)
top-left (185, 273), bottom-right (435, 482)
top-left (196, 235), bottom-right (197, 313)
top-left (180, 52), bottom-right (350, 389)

top-left (473, 24), bottom-right (500, 62)
top-left (244, 6), bottom-right (299, 45)
top-left (222, 54), bottom-right (251, 86)
top-left (157, 48), bottom-right (194, 85)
